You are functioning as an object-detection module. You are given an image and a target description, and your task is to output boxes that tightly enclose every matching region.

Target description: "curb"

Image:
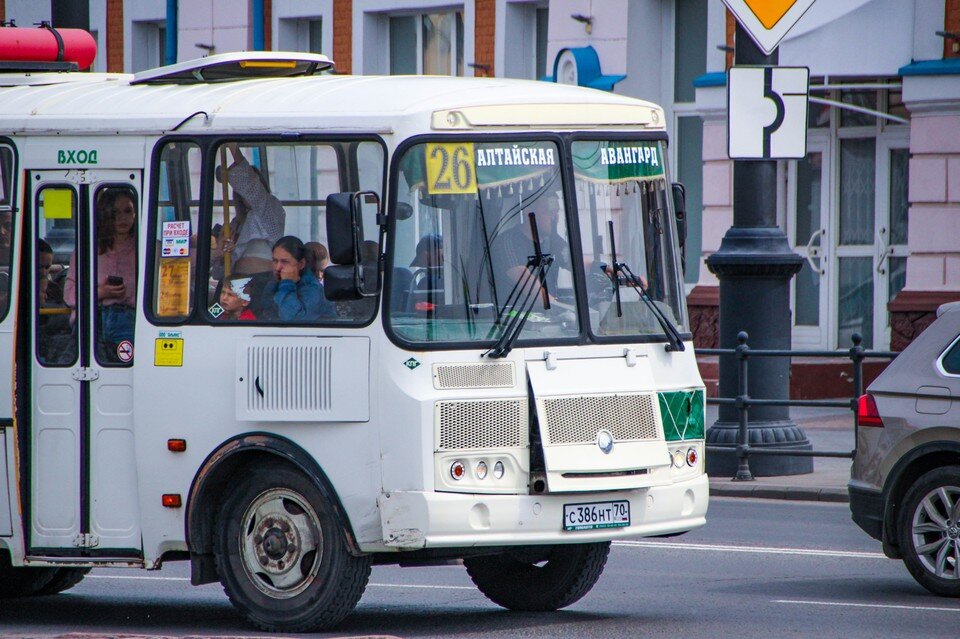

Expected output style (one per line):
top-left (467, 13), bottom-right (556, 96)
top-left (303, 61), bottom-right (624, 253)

top-left (709, 480), bottom-right (849, 503)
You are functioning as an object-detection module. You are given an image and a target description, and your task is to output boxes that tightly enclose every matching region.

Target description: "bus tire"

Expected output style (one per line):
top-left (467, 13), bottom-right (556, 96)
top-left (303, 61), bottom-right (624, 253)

top-left (0, 551), bottom-right (58, 598)
top-left (464, 542), bottom-right (610, 611)
top-left (36, 567), bottom-right (91, 595)
top-left (213, 462), bottom-right (371, 632)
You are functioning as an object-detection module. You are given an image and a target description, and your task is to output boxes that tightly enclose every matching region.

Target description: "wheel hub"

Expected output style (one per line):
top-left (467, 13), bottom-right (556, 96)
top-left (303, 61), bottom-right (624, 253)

top-left (949, 526), bottom-right (959, 540)
top-left (253, 516), bottom-right (300, 571)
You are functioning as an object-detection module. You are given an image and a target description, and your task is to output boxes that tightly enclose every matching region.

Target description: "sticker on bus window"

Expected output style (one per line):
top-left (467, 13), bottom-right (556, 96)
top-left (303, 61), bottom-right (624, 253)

top-left (425, 142), bottom-right (476, 195)
top-left (157, 258), bottom-right (191, 317)
top-left (43, 188), bottom-right (74, 219)
top-left (161, 220), bottom-right (190, 257)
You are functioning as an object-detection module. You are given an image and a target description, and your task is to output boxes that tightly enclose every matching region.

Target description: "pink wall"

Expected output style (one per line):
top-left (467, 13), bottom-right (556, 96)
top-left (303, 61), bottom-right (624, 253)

top-left (697, 120), bottom-right (733, 287)
top-left (177, 0), bottom-right (252, 62)
top-left (906, 114), bottom-right (960, 291)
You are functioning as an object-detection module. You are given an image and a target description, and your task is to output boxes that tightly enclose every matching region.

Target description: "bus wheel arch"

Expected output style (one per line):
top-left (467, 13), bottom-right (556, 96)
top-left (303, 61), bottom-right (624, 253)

top-left (187, 433), bottom-right (363, 587)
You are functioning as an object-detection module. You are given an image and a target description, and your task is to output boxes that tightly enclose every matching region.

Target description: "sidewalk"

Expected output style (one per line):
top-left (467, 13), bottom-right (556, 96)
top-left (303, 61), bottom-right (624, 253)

top-left (706, 405), bottom-right (854, 503)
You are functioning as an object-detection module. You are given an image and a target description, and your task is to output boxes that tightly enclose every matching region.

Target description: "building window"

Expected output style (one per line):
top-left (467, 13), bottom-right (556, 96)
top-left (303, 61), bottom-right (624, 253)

top-left (676, 116), bottom-right (703, 283)
top-left (389, 11), bottom-right (463, 76)
top-left (279, 17), bottom-right (324, 54)
top-left (131, 21), bottom-right (166, 72)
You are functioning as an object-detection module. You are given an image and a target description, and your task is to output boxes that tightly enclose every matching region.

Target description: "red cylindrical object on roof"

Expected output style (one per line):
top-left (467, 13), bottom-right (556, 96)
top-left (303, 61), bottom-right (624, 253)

top-left (0, 27), bottom-right (97, 70)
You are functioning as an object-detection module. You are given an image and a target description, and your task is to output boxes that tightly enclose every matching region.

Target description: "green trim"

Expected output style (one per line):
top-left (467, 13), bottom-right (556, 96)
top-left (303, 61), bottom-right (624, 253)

top-left (658, 389), bottom-right (705, 441)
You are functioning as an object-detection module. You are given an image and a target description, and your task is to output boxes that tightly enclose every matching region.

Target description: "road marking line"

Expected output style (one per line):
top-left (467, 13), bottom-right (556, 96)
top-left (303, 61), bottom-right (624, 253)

top-left (774, 599), bottom-right (960, 613)
top-left (370, 583), bottom-right (474, 590)
top-left (614, 540), bottom-right (885, 559)
top-left (88, 575), bottom-right (189, 581)
top-left (87, 575), bottom-right (473, 590)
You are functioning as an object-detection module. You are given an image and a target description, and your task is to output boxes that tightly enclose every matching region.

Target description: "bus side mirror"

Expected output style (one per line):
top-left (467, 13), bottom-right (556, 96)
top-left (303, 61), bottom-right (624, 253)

top-left (672, 182), bottom-right (687, 273)
top-left (325, 192), bottom-right (363, 301)
top-left (326, 193), bottom-right (362, 266)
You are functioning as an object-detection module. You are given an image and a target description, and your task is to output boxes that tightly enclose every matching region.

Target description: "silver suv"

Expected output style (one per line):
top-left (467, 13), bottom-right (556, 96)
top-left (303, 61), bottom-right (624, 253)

top-left (850, 302), bottom-right (960, 597)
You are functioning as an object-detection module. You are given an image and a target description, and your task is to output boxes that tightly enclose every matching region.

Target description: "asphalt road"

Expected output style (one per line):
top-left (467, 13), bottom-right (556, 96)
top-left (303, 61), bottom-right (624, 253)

top-left (1, 497), bottom-right (958, 638)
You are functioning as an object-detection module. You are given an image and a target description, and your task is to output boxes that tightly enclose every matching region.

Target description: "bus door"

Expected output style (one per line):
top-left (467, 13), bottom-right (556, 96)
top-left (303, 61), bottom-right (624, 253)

top-left (27, 169), bottom-right (142, 556)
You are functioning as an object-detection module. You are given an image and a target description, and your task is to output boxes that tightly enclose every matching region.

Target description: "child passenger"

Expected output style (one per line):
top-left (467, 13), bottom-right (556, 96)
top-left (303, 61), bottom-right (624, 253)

top-left (262, 235), bottom-right (334, 321)
top-left (219, 275), bottom-right (257, 320)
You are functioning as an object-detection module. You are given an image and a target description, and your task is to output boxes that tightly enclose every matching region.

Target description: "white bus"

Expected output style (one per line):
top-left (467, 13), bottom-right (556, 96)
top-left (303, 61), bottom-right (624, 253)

top-left (0, 51), bottom-right (707, 632)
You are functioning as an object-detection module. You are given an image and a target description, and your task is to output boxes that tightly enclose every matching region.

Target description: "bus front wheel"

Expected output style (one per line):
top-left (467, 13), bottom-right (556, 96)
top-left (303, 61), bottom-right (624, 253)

top-left (213, 463), bottom-right (371, 632)
top-left (464, 542), bottom-right (611, 611)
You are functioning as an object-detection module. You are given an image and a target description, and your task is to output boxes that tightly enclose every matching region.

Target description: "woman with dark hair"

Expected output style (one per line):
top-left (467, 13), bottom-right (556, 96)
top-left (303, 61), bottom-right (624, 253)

top-left (65, 188), bottom-right (138, 349)
top-left (262, 235), bottom-right (334, 321)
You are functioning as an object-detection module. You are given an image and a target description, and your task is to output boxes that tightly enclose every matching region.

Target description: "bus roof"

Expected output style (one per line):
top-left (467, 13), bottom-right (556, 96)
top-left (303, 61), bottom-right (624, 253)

top-left (0, 72), bottom-right (665, 136)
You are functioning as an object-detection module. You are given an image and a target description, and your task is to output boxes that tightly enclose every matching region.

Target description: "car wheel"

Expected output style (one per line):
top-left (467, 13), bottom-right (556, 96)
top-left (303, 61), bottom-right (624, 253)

top-left (214, 462), bottom-right (371, 632)
top-left (464, 542), bottom-right (610, 611)
top-left (897, 466), bottom-right (960, 597)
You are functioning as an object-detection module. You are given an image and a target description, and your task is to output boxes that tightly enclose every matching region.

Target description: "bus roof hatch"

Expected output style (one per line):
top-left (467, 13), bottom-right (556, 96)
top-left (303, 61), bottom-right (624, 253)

top-left (130, 51), bottom-right (334, 85)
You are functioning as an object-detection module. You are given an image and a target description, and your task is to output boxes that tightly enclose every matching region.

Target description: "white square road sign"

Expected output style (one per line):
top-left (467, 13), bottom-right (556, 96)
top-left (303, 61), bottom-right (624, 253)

top-left (728, 66), bottom-right (809, 160)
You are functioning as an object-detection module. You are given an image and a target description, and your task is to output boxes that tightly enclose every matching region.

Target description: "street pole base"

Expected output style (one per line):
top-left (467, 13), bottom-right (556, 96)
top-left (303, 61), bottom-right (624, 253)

top-left (706, 420), bottom-right (814, 477)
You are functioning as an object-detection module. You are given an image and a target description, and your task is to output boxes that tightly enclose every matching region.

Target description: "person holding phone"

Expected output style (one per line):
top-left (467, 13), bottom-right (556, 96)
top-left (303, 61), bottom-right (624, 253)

top-left (65, 188), bottom-right (139, 353)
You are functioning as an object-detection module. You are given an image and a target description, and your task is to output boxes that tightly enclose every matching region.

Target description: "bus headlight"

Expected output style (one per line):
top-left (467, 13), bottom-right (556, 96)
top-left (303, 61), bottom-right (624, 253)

top-left (476, 461), bottom-right (488, 480)
top-left (493, 461), bottom-right (505, 479)
top-left (450, 460), bottom-right (466, 480)
top-left (686, 447), bottom-right (699, 467)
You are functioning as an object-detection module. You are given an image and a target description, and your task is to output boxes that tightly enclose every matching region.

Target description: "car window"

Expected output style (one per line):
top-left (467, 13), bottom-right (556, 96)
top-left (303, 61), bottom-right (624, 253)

top-left (941, 335), bottom-right (960, 375)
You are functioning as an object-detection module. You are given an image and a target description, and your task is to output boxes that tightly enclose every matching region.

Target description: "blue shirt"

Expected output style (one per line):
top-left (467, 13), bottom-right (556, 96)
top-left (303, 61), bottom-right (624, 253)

top-left (263, 270), bottom-right (334, 321)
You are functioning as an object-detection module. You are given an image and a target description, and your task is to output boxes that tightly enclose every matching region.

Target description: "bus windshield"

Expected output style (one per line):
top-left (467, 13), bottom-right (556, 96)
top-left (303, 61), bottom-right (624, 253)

top-left (388, 140), bottom-right (579, 345)
top-left (572, 139), bottom-right (687, 338)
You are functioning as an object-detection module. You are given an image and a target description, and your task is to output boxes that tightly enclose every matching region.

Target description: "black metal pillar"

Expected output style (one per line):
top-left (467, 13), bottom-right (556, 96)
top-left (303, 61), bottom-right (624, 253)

top-left (704, 24), bottom-right (811, 477)
top-left (51, 0), bottom-right (89, 31)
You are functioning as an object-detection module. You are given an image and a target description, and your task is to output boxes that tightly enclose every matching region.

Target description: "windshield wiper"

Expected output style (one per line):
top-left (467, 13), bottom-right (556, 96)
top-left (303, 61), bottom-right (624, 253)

top-left (484, 212), bottom-right (554, 358)
top-left (606, 220), bottom-right (685, 352)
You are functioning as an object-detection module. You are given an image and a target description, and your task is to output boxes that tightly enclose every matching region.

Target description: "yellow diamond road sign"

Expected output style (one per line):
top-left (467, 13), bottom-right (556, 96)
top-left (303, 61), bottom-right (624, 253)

top-left (723, 0), bottom-right (818, 55)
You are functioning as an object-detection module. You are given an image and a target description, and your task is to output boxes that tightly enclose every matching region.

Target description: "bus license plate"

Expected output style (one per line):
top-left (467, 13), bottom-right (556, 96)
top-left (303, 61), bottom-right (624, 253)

top-left (563, 500), bottom-right (630, 531)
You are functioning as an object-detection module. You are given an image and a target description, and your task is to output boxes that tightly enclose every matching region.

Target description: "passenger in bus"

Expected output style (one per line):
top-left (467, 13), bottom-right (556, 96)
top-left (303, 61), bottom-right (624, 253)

top-left (219, 275), bottom-right (257, 321)
top-left (37, 239), bottom-right (74, 365)
top-left (305, 241), bottom-right (330, 281)
top-left (37, 239), bottom-right (64, 306)
top-left (66, 189), bottom-right (138, 347)
top-left (261, 235), bottom-right (334, 321)
top-left (213, 143), bottom-right (286, 276)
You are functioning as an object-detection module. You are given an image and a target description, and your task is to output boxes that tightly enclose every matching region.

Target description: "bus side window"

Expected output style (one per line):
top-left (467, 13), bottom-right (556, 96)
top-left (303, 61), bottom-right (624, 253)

top-left (206, 140), bottom-right (384, 325)
top-left (93, 186), bottom-right (138, 366)
top-left (152, 142), bottom-right (200, 321)
top-left (0, 144), bottom-right (16, 320)
top-left (36, 186), bottom-right (77, 368)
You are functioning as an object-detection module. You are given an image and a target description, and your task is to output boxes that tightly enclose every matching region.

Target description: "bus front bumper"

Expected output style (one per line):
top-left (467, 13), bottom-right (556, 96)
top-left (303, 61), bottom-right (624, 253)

top-left (377, 473), bottom-right (708, 549)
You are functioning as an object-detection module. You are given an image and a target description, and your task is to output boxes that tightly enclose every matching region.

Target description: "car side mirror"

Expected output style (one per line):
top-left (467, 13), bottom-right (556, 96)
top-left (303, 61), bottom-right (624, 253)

top-left (672, 182), bottom-right (687, 273)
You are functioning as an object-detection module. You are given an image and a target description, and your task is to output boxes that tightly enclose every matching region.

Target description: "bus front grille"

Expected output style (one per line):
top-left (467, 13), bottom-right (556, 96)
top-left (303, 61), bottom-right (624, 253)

top-left (538, 393), bottom-right (660, 445)
top-left (435, 398), bottom-right (528, 450)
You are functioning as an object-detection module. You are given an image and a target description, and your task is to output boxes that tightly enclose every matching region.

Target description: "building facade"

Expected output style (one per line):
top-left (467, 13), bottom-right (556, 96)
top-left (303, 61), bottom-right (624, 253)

top-left (2, 0), bottom-right (958, 356)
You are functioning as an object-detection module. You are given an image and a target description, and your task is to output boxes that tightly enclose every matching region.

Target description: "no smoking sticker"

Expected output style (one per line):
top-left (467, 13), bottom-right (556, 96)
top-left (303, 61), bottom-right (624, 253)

top-left (116, 340), bottom-right (134, 363)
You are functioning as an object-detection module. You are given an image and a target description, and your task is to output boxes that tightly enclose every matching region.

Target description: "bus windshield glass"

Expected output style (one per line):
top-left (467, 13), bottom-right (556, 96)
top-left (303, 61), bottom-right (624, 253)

top-left (388, 140), bottom-right (579, 345)
top-left (572, 139), bottom-right (688, 338)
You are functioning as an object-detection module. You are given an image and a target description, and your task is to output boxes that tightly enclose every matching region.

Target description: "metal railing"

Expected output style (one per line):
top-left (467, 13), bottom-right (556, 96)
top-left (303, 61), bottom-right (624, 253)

top-left (700, 332), bottom-right (898, 481)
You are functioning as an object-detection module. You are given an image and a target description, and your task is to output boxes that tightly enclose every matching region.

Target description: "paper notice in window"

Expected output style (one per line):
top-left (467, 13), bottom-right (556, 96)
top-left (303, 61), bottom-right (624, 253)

top-left (161, 220), bottom-right (190, 257)
top-left (157, 258), bottom-right (190, 317)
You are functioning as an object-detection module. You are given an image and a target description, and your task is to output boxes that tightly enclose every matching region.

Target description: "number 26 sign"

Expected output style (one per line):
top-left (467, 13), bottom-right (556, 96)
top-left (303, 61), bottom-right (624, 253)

top-left (425, 142), bottom-right (476, 195)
